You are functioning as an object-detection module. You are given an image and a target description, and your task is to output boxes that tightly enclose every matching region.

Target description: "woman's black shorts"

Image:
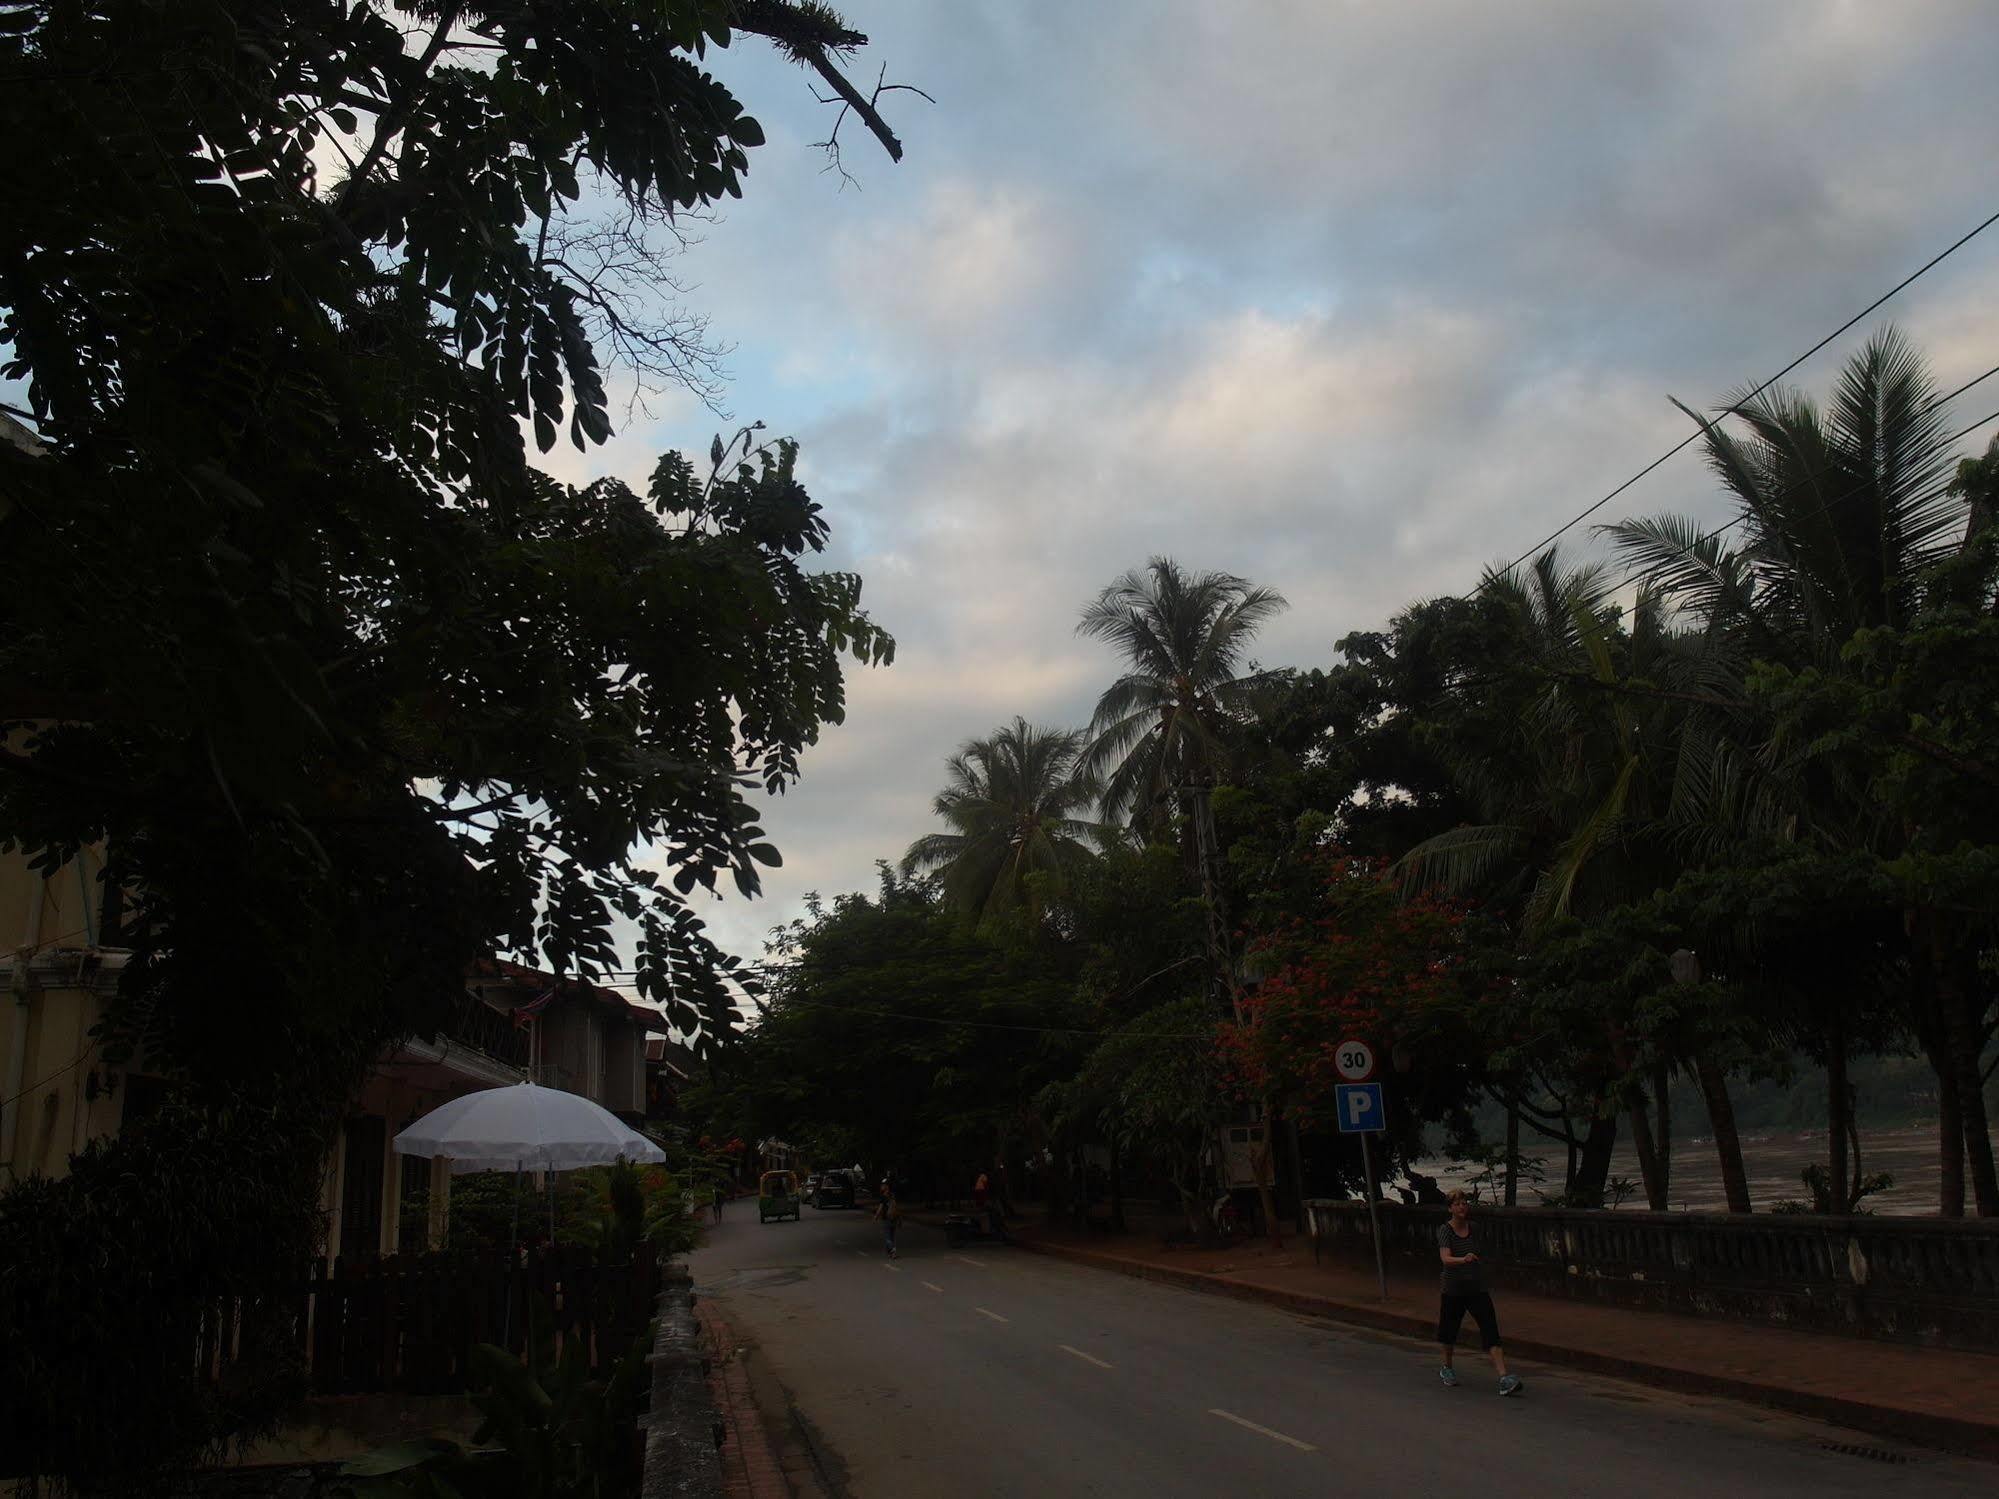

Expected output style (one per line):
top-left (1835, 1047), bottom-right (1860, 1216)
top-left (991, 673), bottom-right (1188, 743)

top-left (1438, 1290), bottom-right (1501, 1350)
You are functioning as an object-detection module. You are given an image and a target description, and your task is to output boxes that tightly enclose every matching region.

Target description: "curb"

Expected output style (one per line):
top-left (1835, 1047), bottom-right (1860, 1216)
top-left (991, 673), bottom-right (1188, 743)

top-left (1003, 1232), bottom-right (1999, 1463)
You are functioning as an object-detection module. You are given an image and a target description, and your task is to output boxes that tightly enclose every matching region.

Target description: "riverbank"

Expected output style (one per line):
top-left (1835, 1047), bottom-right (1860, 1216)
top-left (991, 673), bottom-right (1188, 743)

top-left (1417, 1123), bottom-right (1985, 1215)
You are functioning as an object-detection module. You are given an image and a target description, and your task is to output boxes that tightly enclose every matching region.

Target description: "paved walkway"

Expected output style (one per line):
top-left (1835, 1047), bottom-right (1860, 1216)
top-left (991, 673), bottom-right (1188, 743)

top-left (930, 1206), bottom-right (1999, 1461)
top-left (699, 1301), bottom-right (802, 1499)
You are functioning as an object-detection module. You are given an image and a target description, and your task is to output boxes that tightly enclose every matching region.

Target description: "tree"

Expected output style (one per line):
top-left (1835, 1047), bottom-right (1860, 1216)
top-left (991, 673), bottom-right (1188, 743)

top-left (1606, 327), bottom-right (1994, 1214)
top-left (1076, 558), bottom-right (1290, 833)
top-left (1076, 556), bottom-right (1289, 1235)
top-left (0, 2), bottom-right (913, 1484)
top-left (707, 871), bottom-right (1085, 1197)
top-left (1224, 851), bottom-right (1489, 1187)
top-left (901, 718), bottom-right (1108, 923)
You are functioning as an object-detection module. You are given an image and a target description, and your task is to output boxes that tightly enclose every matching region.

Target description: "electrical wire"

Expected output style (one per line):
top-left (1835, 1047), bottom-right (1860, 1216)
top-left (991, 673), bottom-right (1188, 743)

top-left (699, 990), bottom-right (1216, 1040)
top-left (1617, 370), bottom-right (1999, 595)
top-left (1473, 203), bottom-right (1999, 594)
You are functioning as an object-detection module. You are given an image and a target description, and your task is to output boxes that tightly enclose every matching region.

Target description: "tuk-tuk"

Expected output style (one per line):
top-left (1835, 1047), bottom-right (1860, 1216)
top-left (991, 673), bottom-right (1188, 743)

top-left (758, 1170), bottom-right (802, 1223)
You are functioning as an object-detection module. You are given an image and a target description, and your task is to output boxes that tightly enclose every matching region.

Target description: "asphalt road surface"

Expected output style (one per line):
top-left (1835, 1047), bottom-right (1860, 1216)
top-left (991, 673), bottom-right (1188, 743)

top-left (692, 1202), bottom-right (1994, 1498)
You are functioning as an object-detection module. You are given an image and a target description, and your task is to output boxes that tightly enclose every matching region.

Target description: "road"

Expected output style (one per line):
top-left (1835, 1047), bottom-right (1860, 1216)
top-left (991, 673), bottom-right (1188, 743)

top-left (692, 1202), bottom-right (1993, 1498)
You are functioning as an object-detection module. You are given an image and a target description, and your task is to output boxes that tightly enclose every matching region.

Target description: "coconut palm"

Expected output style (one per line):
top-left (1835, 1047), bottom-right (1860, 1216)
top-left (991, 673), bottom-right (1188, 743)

top-left (1604, 326), bottom-right (1959, 659)
top-left (1603, 326), bottom-right (1994, 1215)
top-left (900, 718), bottom-right (1107, 923)
top-left (1076, 557), bottom-right (1290, 832)
top-left (1076, 558), bottom-right (1289, 1241)
top-left (1397, 547), bottom-right (1685, 933)
top-left (1396, 546), bottom-right (1707, 1207)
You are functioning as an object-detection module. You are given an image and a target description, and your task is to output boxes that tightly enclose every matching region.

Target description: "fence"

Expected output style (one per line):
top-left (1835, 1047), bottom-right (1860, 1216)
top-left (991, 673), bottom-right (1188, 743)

top-left (196, 1248), bottom-right (661, 1397)
top-left (1301, 1198), bottom-right (1999, 1351)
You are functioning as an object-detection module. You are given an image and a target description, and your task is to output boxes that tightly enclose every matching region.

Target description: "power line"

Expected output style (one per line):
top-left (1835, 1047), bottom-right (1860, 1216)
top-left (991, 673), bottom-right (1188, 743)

top-left (720, 990), bottom-right (1215, 1040)
top-left (1615, 363), bottom-right (1999, 595)
top-left (1475, 204), bottom-right (1999, 594)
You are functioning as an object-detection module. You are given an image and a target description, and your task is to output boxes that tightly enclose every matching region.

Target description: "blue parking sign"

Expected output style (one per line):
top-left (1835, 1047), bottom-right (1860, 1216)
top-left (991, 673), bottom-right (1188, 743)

top-left (1335, 1082), bottom-right (1385, 1134)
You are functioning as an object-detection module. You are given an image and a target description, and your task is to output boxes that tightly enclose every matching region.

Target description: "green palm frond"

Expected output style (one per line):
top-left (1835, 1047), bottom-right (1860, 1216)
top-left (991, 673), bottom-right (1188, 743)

top-left (1076, 557), bottom-right (1289, 829)
top-left (1395, 823), bottom-right (1531, 897)
top-left (900, 717), bottom-right (1107, 920)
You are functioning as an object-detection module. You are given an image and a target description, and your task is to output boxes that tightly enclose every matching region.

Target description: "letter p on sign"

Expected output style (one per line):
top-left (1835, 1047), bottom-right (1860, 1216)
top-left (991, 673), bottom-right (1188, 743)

top-left (1335, 1082), bottom-right (1385, 1134)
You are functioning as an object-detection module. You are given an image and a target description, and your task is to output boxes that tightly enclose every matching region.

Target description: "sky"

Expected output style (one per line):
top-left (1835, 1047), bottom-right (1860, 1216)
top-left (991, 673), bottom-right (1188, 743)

top-left (529, 0), bottom-right (1999, 985)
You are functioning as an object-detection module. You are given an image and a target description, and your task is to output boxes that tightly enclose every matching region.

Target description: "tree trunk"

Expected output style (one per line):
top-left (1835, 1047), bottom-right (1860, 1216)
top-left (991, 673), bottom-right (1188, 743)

top-left (1939, 1045), bottom-right (1966, 1219)
top-left (1574, 1114), bottom-right (1617, 1205)
top-left (1108, 1140), bottom-right (1127, 1235)
top-left (1626, 1090), bottom-right (1666, 1211)
top-left (1504, 1099), bottom-right (1520, 1208)
top-left (1910, 907), bottom-right (1965, 1218)
top-left (1826, 1028), bottom-right (1851, 1215)
top-left (1190, 784), bottom-right (1284, 1246)
top-left (1935, 951), bottom-right (1999, 1223)
top-left (1653, 1063), bottom-right (1672, 1207)
top-left (1694, 1054), bottom-right (1752, 1213)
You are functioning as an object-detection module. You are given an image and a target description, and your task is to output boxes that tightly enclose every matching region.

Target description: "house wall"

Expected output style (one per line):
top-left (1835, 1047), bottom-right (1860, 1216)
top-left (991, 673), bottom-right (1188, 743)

top-left (603, 1022), bottom-right (641, 1115)
top-left (1, 851), bottom-right (131, 1186)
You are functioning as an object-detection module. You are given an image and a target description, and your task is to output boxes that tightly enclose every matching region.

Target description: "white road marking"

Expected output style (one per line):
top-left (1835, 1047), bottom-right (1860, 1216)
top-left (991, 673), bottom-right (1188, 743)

top-left (1207, 1409), bottom-right (1316, 1452)
top-left (1058, 1344), bottom-right (1112, 1369)
top-left (974, 1307), bottom-right (1008, 1323)
top-left (883, 1262), bottom-right (902, 1273)
top-left (920, 1281), bottom-right (944, 1293)
top-left (954, 1255), bottom-right (989, 1269)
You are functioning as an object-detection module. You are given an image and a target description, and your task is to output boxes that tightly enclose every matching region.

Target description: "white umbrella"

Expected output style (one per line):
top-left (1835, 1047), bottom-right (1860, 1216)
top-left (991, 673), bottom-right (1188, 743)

top-left (393, 1079), bottom-right (664, 1173)
top-left (394, 1081), bottom-right (664, 1342)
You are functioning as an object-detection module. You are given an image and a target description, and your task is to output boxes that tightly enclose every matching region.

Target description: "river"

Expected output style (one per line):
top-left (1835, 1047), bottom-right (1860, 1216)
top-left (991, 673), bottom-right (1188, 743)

top-left (1415, 1124), bottom-right (1980, 1215)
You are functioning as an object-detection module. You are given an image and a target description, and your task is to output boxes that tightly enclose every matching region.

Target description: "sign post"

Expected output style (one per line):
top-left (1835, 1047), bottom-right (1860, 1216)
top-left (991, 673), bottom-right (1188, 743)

top-left (1333, 1041), bottom-right (1388, 1302)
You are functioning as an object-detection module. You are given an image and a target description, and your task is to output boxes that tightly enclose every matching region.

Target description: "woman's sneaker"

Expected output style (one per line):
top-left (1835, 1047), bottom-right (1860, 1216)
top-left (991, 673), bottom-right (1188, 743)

top-left (1438, 1367), bottom-right (1459, 1388)
top-left (1498, 1375), bottom-right (1523, 1396)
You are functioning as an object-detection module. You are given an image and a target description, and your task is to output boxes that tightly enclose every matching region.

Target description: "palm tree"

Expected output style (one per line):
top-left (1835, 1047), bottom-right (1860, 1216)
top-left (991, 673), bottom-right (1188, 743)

top-left (900, 718), bottom-right (1107, 923)
top-left (1396, 548), bottom-right (1676, 933)
top-left (1603, 326), bottom-right (1994, 1215)
top-left (1075, 558), bottom-right (1290, 832)
top-left (1077, 557), bottom-right (1289, 1240)
top-left (1397, 546), bottom-right (1706, 1206)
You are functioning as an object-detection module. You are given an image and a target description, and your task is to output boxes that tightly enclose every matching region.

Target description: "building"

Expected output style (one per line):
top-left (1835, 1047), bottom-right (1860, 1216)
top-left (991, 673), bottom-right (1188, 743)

top-left (2, 848), bottom-right (662, 1260)
top-left (643, 1032), bottom-right (701, 1122)
top-left (327, 959), bottom-right (658, 1260)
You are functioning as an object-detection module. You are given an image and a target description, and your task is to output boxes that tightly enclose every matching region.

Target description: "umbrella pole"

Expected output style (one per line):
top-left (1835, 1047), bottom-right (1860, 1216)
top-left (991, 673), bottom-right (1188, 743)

top-left (505, 1159), bottom-right (522, 1349)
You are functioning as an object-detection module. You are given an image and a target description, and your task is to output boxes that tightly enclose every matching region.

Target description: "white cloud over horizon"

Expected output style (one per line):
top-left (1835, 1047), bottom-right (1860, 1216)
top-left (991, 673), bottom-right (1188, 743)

top-left (573, 1), bottom-right (1999, 972)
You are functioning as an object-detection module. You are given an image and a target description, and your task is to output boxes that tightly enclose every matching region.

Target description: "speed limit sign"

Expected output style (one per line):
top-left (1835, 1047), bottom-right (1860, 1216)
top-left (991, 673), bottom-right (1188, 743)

top-left (1334, 1038), bottom-right (1376, 1082)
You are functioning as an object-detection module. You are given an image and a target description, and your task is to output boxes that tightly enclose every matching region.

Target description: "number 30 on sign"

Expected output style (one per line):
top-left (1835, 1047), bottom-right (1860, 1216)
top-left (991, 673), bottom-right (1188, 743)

top-left (1334, 1039), bottom-right (1376, 1082)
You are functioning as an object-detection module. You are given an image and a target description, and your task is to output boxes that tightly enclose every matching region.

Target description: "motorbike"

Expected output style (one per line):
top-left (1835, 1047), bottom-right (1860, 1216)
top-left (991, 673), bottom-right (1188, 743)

top-left (943, 1204), bottom-right (1014, 1247)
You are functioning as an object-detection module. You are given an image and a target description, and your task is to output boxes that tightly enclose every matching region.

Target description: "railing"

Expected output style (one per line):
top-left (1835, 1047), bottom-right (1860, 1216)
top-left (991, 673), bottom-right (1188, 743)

top-left (444, 995), bottom-right (531, 1071)
top-left (195, 1249), bottom-right (660, 1397)
top-left (1301, 1199), bottom-right (1999, 1351)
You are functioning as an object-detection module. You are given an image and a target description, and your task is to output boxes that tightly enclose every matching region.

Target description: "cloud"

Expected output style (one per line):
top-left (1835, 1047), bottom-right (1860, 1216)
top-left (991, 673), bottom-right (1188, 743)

top-left (597, 0), bottom-right (1999, 964)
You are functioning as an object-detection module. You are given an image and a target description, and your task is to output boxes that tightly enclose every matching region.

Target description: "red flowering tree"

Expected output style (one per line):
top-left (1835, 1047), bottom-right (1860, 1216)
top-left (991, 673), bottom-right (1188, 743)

top-left (1225, 851), bottom-right (1495, 1176)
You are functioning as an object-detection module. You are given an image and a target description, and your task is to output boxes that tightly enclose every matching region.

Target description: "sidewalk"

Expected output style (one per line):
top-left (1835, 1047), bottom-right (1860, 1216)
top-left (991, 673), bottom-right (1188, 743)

top-left (699, 1301), bottom-right (822, 1499)
top-left (919, 1206), bottom-right (1999, 1461)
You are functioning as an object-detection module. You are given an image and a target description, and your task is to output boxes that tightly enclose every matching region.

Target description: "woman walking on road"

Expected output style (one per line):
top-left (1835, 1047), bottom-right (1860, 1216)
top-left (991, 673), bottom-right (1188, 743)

top-left (876, 1180), bottom-right (901, 1258)
top-left (1437, 1188), bottom-right (1522, 1395)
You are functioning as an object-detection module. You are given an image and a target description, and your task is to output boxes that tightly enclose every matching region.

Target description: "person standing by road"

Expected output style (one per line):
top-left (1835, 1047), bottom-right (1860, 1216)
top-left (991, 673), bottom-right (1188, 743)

top-left (876, 1180), bottom-right (901, 1259)
top-left (974, 1167), bottom-right (1011, 1244)
top-left (1437, 1188), bottom-right (1522, 1395)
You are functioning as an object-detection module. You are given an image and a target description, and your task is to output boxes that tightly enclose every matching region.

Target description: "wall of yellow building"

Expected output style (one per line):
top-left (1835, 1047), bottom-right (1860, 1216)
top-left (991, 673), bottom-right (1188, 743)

top-left (2, 851), bottom-right (125, 1186)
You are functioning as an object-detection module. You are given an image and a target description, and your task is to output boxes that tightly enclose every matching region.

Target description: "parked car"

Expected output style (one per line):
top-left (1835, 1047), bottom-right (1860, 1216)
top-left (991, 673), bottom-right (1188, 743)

top-left (811, 1171), bottom-right (856, 1210)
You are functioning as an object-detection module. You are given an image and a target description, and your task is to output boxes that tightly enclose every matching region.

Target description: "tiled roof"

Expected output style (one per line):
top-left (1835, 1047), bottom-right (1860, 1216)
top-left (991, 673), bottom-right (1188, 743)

top-left (468, 957), bottom-right (642, 1023)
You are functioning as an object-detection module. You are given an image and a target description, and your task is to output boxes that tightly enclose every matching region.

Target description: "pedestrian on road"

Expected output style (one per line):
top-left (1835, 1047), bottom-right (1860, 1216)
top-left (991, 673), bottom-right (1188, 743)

top-left (974, 1168), bottom-right (1011, 1244)
top-left (1436, 1188), bottom-right (1521, 1396)
top-left (876, 1180), bottom-right (901, 1258)
top-left (712, 1183), bottom-right (725, 1223)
